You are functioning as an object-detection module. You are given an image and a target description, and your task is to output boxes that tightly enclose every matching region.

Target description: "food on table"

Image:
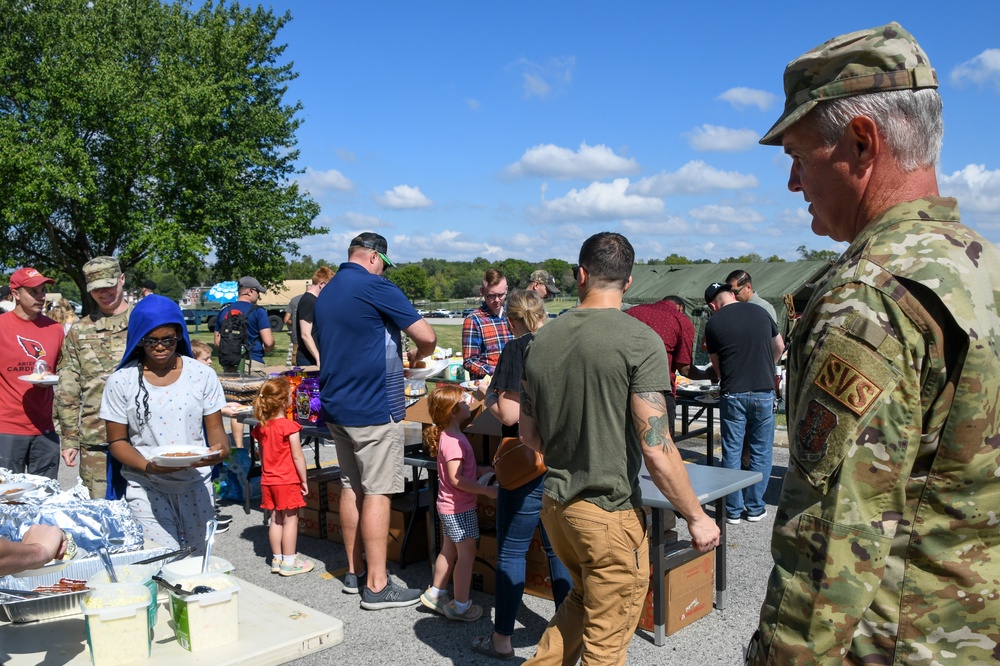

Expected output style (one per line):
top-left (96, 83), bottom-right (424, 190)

top-left (160, 451), bottom-right (200, 457)
top-left (34, 578), bottom-right (87, 593)
top-left (2, 488), bottom-right (21, 495)
top-left (61, 531), bottom-right (78, 561)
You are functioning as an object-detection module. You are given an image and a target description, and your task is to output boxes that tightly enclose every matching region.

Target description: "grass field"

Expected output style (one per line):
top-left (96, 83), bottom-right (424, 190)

top-left (186, 324), bottom-right (462, 372)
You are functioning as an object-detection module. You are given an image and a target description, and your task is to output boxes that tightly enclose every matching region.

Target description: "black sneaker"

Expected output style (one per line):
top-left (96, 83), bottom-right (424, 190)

top-left (360, 581), bottom-right (421, 610)
top-left (214, 513), bottom-right (233, 527)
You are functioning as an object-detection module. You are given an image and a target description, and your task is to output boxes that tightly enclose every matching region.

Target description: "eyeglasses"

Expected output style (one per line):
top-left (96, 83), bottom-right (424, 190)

top-left (141, 336), bottom-right (178, 350)
top-left (484, 291), bottom-right (507, 301)
top-left (572, 264), bottom-right (588, 281)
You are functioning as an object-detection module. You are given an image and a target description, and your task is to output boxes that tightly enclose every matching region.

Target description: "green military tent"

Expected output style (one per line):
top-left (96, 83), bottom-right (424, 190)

top-left (624, 260), bottom-right (833, 363)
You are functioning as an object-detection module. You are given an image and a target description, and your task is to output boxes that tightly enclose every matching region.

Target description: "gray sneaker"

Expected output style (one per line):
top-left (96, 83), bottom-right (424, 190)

top-left (343, 569), bottom-right (366, 595)
top-left (360, 581), bottom-right (421, 610)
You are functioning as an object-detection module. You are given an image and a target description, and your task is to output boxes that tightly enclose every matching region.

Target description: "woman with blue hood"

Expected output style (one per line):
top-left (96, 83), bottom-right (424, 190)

top-left (99, 295), bottom-right (230, 553)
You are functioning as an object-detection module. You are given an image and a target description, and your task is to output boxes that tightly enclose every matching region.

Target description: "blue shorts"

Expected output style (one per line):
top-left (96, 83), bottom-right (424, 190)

top-left (440, 508), bottom-right (479, 543)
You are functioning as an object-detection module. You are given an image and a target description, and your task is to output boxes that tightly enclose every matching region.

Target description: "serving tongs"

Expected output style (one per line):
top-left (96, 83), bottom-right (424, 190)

top-left (134, 546), bottom-right (194, 567)
top-left (0, 588), bottom-right (47, 600)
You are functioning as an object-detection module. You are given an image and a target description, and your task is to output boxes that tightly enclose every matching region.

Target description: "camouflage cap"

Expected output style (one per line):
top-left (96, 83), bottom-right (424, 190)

top-left (83, 256), bottom-right (122, 292)
top-left (528, 269), bottom-right (560, 294)
top-left (760, 22), bottom-right (938, 146)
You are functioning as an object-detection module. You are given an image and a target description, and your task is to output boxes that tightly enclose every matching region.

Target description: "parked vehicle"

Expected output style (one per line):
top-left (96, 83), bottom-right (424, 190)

top-left (179, 279), bottom-right (310, 332)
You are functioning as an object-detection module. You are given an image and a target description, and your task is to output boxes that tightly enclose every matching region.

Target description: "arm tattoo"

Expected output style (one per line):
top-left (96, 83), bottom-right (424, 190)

top-left (520, 388), bottom-right (534, 417)
top-left (635, 391), bottom-right (677, 455)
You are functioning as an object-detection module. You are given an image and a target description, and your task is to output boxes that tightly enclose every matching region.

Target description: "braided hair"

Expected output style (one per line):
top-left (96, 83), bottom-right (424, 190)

top-left (422, 383), bottom-right (465, 457)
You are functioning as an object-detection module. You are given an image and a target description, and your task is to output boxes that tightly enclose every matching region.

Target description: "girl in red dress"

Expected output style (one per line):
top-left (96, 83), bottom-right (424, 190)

top-left (252, 377), bottom-right (314, 576)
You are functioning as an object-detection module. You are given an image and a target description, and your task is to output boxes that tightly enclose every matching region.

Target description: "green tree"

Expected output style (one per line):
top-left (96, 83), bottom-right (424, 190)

top-left (0, 0), bottom-right (321, 312)
top-left (387, 264), bottom-right (430, 301)
top-left (495, 259), bottom-right (534, 292)
top-left (664, 253), bottom-right (693, 265)
top-left (797, 245), bottom-right (840, 262)
top-left (541, 258), bottom-right (574, 294)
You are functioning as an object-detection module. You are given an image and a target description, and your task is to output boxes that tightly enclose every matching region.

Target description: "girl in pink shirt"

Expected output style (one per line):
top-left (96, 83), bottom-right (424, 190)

top-left (420, 384), bottom-right (496, 621)
top-left (252, 378), bottom-right (313, 577)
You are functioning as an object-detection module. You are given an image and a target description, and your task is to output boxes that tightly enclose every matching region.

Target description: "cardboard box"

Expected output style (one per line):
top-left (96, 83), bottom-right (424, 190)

top-left (636, 548), bottom-right (715, 635)
top-left (298, 507), bottom-right (326, 539)
top-left (387, 508), bottom-right (428, 564)
top-left (327, 483), bottom-right (342, 509)
top-left (476, 494), bottom-right (497, 531)
top-left (523, 556), bottom-right (556, 601)
top-left (325, 510), bottom-right (343, 544)
top-left (471, 557), bottom-right (496, 595)
top-left (304, 467), bottom-right (341, 511)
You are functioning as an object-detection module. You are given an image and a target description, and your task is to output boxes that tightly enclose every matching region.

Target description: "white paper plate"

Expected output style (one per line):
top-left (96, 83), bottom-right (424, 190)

top-left (8, 549), bottom-right (79, 578)
top-left (0, 483), bottom-right (37, 502)
top-left (460, 380), bottom-right (479, 390)
top-left (404, 358), bottom-right (450, 380)
top-left (146, 446), bottom-right (213, 467)
top-left (17, 374), bottom-right (59, 386)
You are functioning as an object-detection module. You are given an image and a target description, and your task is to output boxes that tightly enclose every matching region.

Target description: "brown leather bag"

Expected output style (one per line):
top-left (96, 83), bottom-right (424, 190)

top-left (492, 436), bottom-right (547, 490)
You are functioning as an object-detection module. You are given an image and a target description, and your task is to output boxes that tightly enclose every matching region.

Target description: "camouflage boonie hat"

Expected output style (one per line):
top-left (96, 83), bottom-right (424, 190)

top-left (83, 256), bottom-right (122, 292)
top-left (528, 269), bottom-right (560, 294)
top-left (760, 22), bottom-right (938, 146)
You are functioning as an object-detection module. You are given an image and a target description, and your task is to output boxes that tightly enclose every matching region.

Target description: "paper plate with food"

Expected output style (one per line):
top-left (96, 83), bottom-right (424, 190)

top-left (17, 374), bottom-right (59, 386)
top-left (460, 380), bottom-right (479, 391)
top-left (403, 358), bottom-right (450, 380)
top-left (9, 532), bottom-right (80, 578)
top-left (146, 446), bottom-right (215, 467)
top-left (0, 482), bottom-right (38, 502)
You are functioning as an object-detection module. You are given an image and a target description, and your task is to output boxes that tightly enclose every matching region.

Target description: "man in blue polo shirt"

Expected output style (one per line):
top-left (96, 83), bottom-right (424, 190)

top-left (315, 232), bottom-right (436, 610)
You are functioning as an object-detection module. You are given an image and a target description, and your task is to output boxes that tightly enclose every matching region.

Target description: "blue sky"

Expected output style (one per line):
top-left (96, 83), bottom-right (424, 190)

top-left (265, 2), bottom-right (1000, 265)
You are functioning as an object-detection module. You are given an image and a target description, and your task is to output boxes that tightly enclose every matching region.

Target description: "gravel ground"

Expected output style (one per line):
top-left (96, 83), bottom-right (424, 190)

top-left (57, 428), bottom-right (789, 665)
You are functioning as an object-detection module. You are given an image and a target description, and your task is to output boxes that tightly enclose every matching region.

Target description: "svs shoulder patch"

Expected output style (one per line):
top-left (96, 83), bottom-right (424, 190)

top-left (813, 353), bottom-right (882, 417)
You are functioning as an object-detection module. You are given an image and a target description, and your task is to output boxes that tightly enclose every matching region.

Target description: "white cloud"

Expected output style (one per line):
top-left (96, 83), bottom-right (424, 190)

top-left (718, 87), bottom-right (778, 111)
top-left (688, 204), bottom-right (765, 224)
top-left (392, 229), bottom-right (503, 260)
top-left (777, 207), bottom-right (812, 226)
top-left (510, 56), bottom-right (575, 99)
top-left (685, 125), bottom-right (759, 152)
top-left (950, 49), bottom-right (1000, 89)
top-left (505, 142), bottom-right (640, 180)
top-left (465, 98), bottom-right (480, 110)
top-left (940, 164), bottom-right (1000, 212)
top-left (376, 184), bottom-right (433, 209)
top-left (297, 167), bottom-right (353, 196)
top-left (534, 179), bottom-right (663, 222)
top-left (335, 148), bottom-right (356, 162)
top-left (628, 161), bottom-right (758, 197)
top-left (620, 216), bottom-right (692, 236)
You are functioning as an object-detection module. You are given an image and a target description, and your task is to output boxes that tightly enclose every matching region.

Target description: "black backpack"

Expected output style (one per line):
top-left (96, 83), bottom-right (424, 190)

top-left (217, 303), bottom-right (260, 369)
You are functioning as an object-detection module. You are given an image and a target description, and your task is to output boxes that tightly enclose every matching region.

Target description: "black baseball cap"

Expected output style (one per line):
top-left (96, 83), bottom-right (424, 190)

top-left (704, 282), bottom-right (732, 304)
top-left (349, 232), bottom-right (394, 267)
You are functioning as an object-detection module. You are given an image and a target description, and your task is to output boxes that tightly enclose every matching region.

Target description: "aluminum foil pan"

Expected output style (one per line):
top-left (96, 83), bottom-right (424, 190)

top-left (0, 547), bottom-right (170, 623)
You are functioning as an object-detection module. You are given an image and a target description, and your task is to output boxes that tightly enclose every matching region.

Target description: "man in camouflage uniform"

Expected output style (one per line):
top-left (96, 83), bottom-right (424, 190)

top-left (56, 257), bottom-right (131, 499)
top-left (748, 23), bottom-right (1000, 664)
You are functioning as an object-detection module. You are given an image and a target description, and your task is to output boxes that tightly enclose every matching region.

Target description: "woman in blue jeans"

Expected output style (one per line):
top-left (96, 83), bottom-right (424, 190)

top-left (471, 290), bottom-right (571, 660)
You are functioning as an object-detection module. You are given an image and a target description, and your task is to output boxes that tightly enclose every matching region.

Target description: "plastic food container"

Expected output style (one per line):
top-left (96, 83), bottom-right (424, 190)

top-left (80, 584), bottom-right (151, 666)
top-left (87, 562), bottom-right (160, 633)
top-left (159, 555), bottom-right (234, 584)
top-left (166, 573), bottom-right (240, 652)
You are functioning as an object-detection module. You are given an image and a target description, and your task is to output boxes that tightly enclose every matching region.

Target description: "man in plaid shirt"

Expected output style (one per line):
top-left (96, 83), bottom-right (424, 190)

top-left (461, 268), bottom-right (513, 380)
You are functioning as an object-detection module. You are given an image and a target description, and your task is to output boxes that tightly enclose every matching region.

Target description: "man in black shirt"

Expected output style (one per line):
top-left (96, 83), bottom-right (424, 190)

top-left (704, 282), bottom-right (784, 524)
top-left (295, 266), bottom-right (334, 367)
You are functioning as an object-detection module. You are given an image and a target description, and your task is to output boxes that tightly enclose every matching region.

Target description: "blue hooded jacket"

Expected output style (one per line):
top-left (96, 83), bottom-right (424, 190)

top-left (117, 295), bottom-right (193, 369)
top-left (105, 295), bottom-right (194, 500)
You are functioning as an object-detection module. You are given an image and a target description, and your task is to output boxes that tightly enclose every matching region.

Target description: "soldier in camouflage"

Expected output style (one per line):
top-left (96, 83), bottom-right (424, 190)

top-left (748, 23), bottom-right (1000, 664)
top-left (55, 257), bottom-right (132, 500)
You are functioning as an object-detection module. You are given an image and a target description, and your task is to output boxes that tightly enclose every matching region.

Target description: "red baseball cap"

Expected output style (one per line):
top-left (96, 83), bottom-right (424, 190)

top-left (9, 267), bottom-right (56, 290)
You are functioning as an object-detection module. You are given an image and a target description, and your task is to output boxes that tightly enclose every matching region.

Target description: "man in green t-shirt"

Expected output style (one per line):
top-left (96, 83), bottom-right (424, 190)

top-left (519, 232), bottom-right (720, 666)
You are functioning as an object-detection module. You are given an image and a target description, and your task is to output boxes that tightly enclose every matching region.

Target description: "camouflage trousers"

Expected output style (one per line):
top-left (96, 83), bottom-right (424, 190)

top-left (79, 447), bottom-right (109, 501)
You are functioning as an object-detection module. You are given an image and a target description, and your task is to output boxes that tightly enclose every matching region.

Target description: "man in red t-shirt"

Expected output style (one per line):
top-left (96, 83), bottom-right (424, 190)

top-left (626, 295), bottom-right (715, 436)
top-left (0, 267), bottom-right (65, 478)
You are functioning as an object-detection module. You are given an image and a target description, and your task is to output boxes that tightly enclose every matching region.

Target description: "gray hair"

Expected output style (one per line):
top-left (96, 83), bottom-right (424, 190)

top-left (811, 88), bottom-right (943, 171)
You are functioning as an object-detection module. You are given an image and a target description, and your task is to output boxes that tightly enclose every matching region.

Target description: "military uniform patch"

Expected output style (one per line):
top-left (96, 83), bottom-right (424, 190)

top-left (796, 400), bottom-right (837, 462)
top-left (813, 353), bottom-right (882, 416)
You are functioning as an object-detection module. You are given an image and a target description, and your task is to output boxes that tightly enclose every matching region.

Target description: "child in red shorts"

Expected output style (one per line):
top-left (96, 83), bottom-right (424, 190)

top-left (251, 377), bottom-right (314, 576)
